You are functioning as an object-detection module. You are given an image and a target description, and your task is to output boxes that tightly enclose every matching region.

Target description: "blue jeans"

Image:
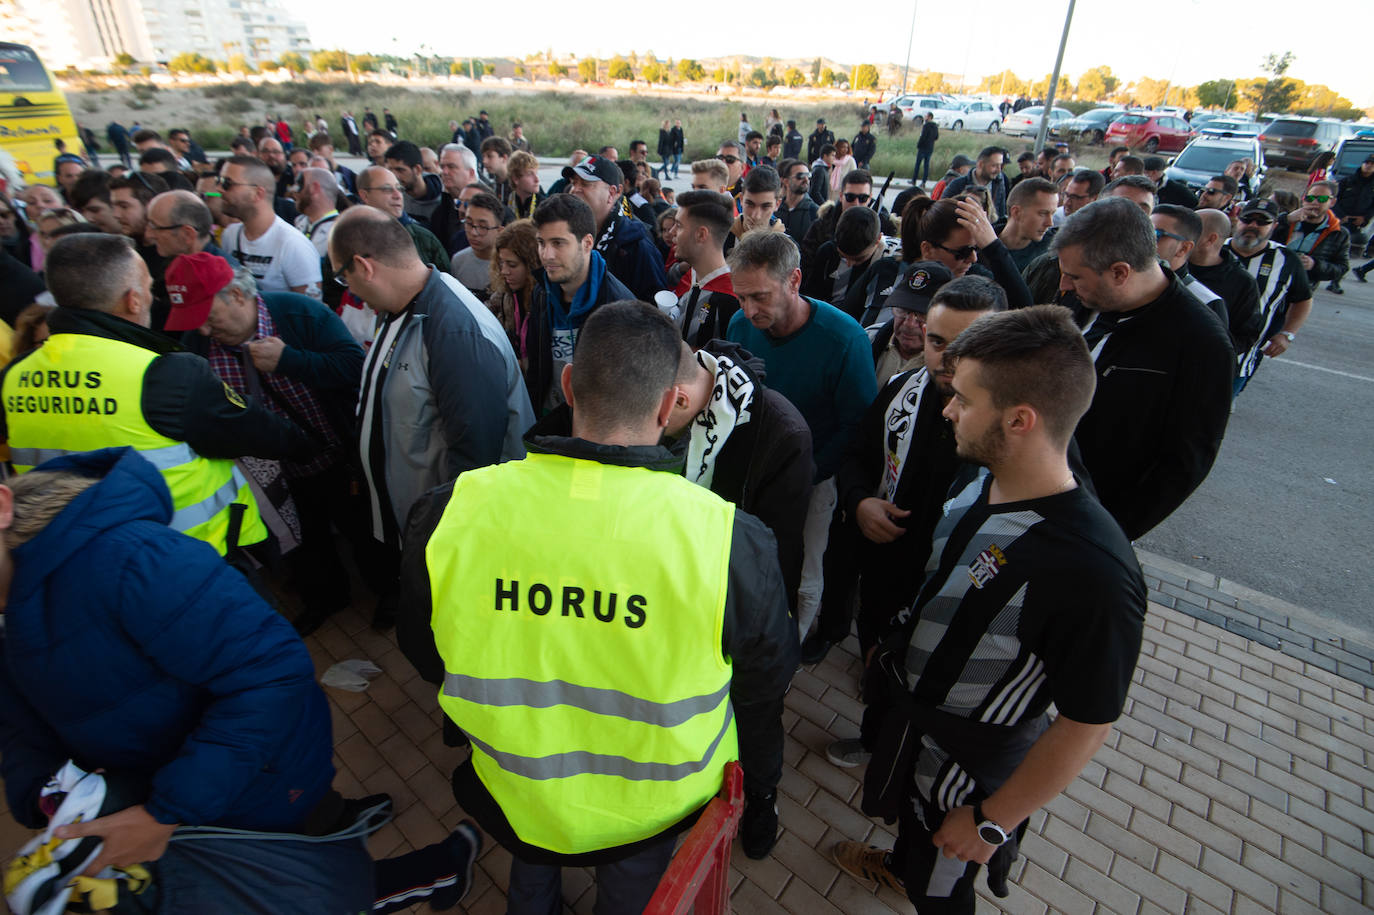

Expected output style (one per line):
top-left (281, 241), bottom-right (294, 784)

top-left (913, 149), bottom-right (933, 183)
top-left (671, 152), bottom-right (682, 177)
top-left (506, 832), bottom-right (676, 915)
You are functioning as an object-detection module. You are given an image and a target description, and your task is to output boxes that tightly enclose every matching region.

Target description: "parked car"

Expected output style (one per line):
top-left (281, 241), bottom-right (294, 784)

top-left (1196, 118), bottom-right (1261, 138)
top-left (1001, 106), bottom-right (1074, 138)
top-left (1259, 117), bottom-right (1350, 170)
top-left (932, 99), bottom-right (1002, 132)
top-left (1330, 136), bottom-right (1374, 179)
top-left (1164, 136), bottom-right (1265, 196)
top-left (890, 94), bottom-right (955, 121)
top-left (1103, 113), bottom-right (1193, 153)
top-left (1051, 108), bottom-right (1127, 144)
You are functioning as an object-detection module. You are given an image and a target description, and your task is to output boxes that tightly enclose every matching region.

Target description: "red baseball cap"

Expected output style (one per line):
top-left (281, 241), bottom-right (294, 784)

top-left (164, 252), bottom-right (234, 331)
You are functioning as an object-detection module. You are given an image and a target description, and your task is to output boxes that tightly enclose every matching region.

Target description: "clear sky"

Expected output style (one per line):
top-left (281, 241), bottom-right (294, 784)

top-left (287, 0), bottom-right (1373, 107)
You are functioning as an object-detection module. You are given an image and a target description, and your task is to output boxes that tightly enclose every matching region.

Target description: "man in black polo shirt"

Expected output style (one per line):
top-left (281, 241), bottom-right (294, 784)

top-left (833, 305), bottom-right (1145, 914)
top-left (1053, 197), bottom-right (1233, 540)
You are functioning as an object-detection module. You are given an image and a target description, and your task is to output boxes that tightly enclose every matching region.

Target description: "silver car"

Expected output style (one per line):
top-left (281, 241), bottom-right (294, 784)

top-left (1163, 136), bottom-right (1264, 196)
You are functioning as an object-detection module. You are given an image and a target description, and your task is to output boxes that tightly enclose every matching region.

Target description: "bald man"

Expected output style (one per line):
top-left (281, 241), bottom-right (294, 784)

top-left (146, 189), bottom-right (240, 266)
top-left (356, 165), bottom-right (451, 274)
top-left (1189, 208), bottom-right (1262, 358)
top-left (258, 136), bottom-right (294, 198)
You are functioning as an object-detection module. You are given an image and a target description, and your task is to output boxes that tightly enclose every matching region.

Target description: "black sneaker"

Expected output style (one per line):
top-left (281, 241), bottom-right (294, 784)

top-left (740, 791), bottom-right (780, 859)
top-left (1327, 281), bottom-right (1344, 295)
top-left (800, 634), bottom-right (833, 665)
top-left (1355, 263), bottom-right (1370, 282)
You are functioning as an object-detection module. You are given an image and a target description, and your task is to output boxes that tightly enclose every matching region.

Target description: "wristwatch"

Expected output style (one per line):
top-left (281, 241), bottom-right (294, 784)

top-left (1280, 332), bottom-right (1296, 343)
top-left (972, 802), bottom-right (1010, 846)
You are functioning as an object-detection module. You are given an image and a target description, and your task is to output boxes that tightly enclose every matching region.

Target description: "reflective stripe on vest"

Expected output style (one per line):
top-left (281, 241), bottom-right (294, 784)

top-left (1, 334), bottom-right (267, 555)
top-left (428, 452), bottom-right (738, 855)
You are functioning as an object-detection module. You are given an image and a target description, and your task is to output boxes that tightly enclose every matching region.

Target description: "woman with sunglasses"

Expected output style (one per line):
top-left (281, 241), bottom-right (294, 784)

top-left (900, 195), bottom-right (1032, 309)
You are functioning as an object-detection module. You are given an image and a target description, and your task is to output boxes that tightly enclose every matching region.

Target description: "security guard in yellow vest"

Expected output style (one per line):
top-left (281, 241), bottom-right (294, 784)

top-left (1, 234), bottom-right (314, 556)
top-left (398, 302), bottom-right (798, 913)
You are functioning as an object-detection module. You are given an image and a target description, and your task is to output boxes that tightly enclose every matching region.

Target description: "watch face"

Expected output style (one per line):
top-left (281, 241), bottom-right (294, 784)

top-left (978, 823), bottom-right (1006, 845)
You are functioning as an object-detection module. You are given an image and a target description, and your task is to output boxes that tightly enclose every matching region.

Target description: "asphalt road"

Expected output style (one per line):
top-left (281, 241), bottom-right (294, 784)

top-left (1135, 260), bottom-right (1374, 636)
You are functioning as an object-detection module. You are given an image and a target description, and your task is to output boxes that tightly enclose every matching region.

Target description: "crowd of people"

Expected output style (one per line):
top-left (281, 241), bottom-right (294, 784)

top-left (0, 100), bottom-right (1369, 915)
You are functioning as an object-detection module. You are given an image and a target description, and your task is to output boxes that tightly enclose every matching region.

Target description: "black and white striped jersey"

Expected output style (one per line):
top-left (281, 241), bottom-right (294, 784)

top-left (1228, 240), bottom-right (1312, 380)
top-left (903, 469), bottom-right (1146, 812)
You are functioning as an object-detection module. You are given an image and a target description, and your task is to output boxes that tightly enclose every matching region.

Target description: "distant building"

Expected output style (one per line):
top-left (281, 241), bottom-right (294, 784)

top-left (4, 0), bottom-right (312, 70)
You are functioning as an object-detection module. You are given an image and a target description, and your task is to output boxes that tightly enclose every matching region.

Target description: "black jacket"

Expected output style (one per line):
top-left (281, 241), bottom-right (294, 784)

top-left (964, 239), bottom-right (1034, 311)
top-left (429, 192), bottom-right (468, 257)
top-left (1, 308), bottom-right (313, 463)
top-left (670, 125), bottom-right (684, 154)
top-left (783, 128), bottom-right (803, 160)
top-left (1, 249), bottom-right (45, 327)
top-left (1276, 212), bottom-right (1350, 282)
top-left (1189, 249), bottom-right (1263, 358)
top-left (802, 244), bottom-right (903, 326)
top-left (1157, 179), bottom-right (1199, 208)
top-left (597, 212), bottom-right (669, 302)
top-left (917, 122), bottom-right (939, 151)
top-left (1334, 171), bottom-right (1374, 222)
top-left (1072, 268), bottom-right (1234, 540)
top-left (776, 194), bottom-right (820, 243)
top-left (807, 128), bottom-right (835, 164)
top-left (396, 432), bottom-right (799, 865)
top-left (852, 131), bottom-right (877, 168)
top-left (657, 128), bottom-right (672, 157)
top-left (799, 202), bottom-right (899, 277)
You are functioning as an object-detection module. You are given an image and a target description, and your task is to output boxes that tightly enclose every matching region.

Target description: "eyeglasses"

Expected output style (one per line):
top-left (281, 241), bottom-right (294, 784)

top-left (147, 222), bottom-right (187, 232)
top-left (843, 193), bottom-right (871, 204)
top-left (1237, 215), bottom-right (1273, 226)
top-left (933, 241), bottom-right (977, 260)
top-left (1063, 192), bottom-right (1091, 203)
top-left (364, 184), bottom-right (403, 194)
top-left (332, 254), bottom-right (368, 288)
top-left (1199, 187), bottom-right (1226, 195)
top-left (1154, 228), bottom-right (1190, 243)
top-left (1304, 194), bottom-right (1331, 203)
top-left (791, 172), bottom-right (811, 181)
top-left (717, 155), bottom-right (740, 164)
top-left (464, 219), bottom-right (499, 233)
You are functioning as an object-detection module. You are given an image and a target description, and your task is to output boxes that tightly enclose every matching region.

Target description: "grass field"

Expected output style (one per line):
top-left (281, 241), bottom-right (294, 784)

top-left (76, 79), bottom-right (1110, 178)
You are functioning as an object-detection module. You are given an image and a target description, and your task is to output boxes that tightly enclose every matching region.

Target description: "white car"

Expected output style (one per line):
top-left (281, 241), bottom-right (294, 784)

top-left (1001, 106), bottom-right (1074, 138)
top-left (932, 100), bottom-right (1002, 132)
top-left (890, 94), bottom-right (955, 121)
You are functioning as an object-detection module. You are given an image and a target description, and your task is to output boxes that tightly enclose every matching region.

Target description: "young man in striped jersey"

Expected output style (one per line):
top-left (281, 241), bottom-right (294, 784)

top-left (1225, 198), bottom-right (1314, 397)
top-left (833, 305), bottom-right (1145, 914)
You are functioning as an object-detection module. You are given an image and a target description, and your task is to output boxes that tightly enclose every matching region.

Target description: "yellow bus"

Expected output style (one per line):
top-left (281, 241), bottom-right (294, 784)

top-left (0, 42), bottom-right (81, 186)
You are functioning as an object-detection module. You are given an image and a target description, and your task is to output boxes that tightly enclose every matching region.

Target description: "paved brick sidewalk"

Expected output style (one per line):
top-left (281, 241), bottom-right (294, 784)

top-left (3, 553), bottom-right (1371, 914)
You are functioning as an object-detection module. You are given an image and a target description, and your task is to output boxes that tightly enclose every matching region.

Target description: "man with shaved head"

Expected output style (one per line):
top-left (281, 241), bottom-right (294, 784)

top-left (291, 167), bottom-right (342, 257)
top-left (1189, 208), bottom-right (1262, 357)
top-left (257, 136), bottom-right (293, 197)
top-left (219, 154), bottom-right (322, 298)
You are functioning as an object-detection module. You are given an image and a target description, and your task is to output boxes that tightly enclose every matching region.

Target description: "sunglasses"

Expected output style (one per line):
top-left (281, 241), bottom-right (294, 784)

top-left (843, 193), bottom-right (871, 204)
top-left (217, 175), bottom-right (252, 191)
top-left (1238, 215), bottom-right (1273, 226)
top-left (1154, 228), bottom-right (1191, 243)
top-left (1304, 194), bottom-right (1331, 203)
top-left (933, 241), bottom-right (977, 260)
top-left (717, 155), bottom-right (740, 164)
top-left (1199, 187), bottom-right (1227, 195)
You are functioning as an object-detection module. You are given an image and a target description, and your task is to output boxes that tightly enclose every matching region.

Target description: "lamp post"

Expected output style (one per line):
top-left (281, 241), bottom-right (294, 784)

top-left (1033, 0), bottom-right (1076, 154)
top-left (900, 0), bottom-right (918, 97)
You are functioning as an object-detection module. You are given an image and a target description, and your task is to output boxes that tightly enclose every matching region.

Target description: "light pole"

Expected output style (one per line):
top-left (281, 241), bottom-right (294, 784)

top-left (900, 0), bottom-right (918, 97)
top-left (1033, 0), bottom-right (1076, 154)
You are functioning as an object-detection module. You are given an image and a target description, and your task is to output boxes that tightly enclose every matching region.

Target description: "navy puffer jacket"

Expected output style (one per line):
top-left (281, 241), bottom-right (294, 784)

top-left (0, 448), bottom-right (333, 830)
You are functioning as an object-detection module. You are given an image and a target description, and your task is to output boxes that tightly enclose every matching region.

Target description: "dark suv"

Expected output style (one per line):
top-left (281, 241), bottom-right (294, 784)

top-left (1259, 118), bottom-right (1349, 170)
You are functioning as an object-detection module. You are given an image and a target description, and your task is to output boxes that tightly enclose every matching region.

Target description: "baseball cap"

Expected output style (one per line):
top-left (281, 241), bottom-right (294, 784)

top-left (885, 261), bottom-right (953, 315)
top-left (949, 154), bottom-right (975, 169)
top-left (1239, 198), bottom-right (1280, 220)
top-left (561, 155), bottom-right (622, 186)
top-left (164, 252), bottom-right (234, 331)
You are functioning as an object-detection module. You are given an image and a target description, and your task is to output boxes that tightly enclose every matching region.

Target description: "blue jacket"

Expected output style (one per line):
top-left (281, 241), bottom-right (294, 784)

top-left (0, 448), bottom-right (334, 831)
top-left (596, 212), bottom-right (669, 303)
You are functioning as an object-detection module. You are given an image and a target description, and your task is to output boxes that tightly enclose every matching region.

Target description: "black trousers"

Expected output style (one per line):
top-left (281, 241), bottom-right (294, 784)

top-left (506, 832), bottom-right (676, 915)
top-left (284, 461), bottom-right (380, 612)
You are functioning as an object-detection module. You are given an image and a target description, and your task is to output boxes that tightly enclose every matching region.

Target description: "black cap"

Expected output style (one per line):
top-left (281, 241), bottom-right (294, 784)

top-left (817, 118), bottom-right (826, 124)
top-left (562, 155), bottom-right (623, 186)
top-left (885, 261), bottom-right (953, 315)
top-left (1240, 198), bottom-right (1280, 219)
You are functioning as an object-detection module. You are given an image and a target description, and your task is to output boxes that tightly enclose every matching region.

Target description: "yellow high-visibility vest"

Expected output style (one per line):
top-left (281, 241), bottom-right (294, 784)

top-left (429, 450), bottom-right (738, 855)
top-left (3, 333), bottom-right (267, 555)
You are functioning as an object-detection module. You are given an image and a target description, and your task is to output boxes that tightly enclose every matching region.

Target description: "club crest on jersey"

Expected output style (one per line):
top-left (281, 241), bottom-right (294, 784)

top-left (968, 544), bottom-right (1007, 589)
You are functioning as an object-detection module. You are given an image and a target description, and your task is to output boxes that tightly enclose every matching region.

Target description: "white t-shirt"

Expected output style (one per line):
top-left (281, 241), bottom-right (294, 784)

top-left (223, 216), bottom-right (323, 299)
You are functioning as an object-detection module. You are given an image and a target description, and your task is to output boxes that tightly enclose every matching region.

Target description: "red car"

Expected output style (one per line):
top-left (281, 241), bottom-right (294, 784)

top-left (1103, 114), bottom-right (1194, 153)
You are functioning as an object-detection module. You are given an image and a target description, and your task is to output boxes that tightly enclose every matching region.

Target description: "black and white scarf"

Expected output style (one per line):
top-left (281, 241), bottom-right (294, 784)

top-left (881, 368), bottom-right (932, 502)
top-left (686, 351), bottom-right (755, 488)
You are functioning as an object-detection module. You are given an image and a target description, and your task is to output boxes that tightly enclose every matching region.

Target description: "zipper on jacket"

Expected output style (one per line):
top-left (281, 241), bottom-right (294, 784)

top-left (1102, 365), bottom-right (1167, 377)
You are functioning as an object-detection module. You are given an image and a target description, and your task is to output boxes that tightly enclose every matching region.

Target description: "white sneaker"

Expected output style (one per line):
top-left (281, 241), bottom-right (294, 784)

top-left (826, 738), bottom-right (871, 768)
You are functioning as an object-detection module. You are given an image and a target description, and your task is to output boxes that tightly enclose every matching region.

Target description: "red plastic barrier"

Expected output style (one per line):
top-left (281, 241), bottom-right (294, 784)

top-left (644, 761), bottom-right (745, 915)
